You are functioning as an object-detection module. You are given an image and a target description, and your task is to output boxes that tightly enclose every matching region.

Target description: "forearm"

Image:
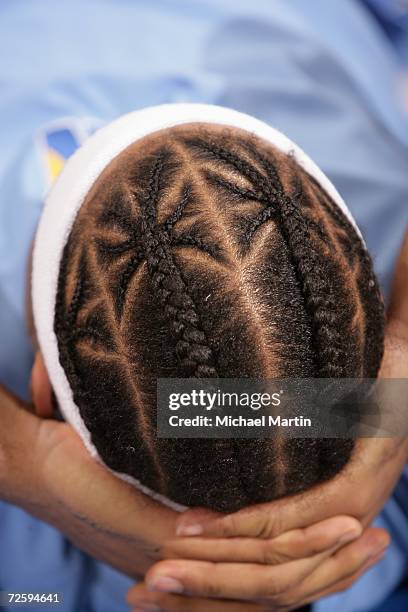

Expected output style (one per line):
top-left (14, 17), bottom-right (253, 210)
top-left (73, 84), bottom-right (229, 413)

top-left (0, 384), bottom-right (176, 577)
top-left (39, 437), bottom-right (175, 576)
top-left (0, 385), bottom-right (44, 508)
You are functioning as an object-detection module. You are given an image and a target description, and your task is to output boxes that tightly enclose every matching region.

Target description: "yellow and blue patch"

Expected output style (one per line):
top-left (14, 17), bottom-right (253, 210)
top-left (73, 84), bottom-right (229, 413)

top-left (45, 127), bottom-right (79, 182)
top-left (37, 117), bottom-right (101, 188)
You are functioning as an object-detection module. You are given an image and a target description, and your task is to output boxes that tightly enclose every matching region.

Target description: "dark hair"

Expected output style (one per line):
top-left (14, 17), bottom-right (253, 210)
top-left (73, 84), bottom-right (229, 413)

top-left (54, 124), bottom-right (384, 512)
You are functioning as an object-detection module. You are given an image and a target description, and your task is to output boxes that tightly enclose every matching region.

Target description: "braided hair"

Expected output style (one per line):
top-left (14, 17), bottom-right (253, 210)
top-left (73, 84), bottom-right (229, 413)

top-left (54, 123), bottom-right (384, 511)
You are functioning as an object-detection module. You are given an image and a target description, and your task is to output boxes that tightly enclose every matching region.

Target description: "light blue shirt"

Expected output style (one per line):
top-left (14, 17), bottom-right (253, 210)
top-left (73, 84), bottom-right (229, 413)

top-left (0, 1), bottom-right (407, 610)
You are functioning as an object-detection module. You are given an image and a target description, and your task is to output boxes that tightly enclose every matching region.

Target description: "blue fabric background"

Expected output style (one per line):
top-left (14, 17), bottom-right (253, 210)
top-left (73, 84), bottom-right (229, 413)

top-left (0, 1), bottom-right (407, 610)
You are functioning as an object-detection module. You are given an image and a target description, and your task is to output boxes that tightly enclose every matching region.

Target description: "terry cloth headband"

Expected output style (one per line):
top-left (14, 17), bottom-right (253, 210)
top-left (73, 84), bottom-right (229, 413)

top-left (32, 103), bottom-right (363, 510)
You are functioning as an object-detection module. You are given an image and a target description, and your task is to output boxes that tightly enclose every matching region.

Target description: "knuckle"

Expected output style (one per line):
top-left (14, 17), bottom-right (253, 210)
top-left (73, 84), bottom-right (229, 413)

top-left (261, 541), bottom-right (291, 565)
top-left (259, 510), bottom-right (281, 539)
top-left (224, 514), bottom-right (240, 537)
top-left (214, 514), bottom-right (238, 538)
top-left (292, 526), bottom-right (307, 545)
top-left (261, 541), bottom-right (280, 565)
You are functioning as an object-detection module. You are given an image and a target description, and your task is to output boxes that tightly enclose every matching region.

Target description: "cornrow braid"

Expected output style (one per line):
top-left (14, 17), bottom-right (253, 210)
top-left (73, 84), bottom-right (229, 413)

top-left (204, 170), bottom-right (269, 204)
top-left (138, 150), bottom-right (218, 378)
top-left (274, 191), bottom-right (350, 378)
top-left (306, 175), bottom-right (385, 376)
top-left (162, 183), bottom-right (192, 231)
top-left (188, 136), bottom-right (356, 378)
top-left (54, 123), bottom-right (384, 511)
top-left (117, 251), bottom-right (145, 315)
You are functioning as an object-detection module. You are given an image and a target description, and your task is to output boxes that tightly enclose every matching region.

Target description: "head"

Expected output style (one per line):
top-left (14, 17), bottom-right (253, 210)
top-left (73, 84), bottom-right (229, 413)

top-left (31, 109), bottom-right (384, 512)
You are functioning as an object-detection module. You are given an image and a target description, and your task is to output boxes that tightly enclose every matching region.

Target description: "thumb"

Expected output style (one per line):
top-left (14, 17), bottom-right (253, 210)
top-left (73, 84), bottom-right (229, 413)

top-left (30, 351), bottom-right (53, 418)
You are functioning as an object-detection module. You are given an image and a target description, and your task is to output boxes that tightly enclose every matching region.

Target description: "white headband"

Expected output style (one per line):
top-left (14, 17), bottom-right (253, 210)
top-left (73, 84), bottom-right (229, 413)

top-left (32, 103), bottom-right (363, 510)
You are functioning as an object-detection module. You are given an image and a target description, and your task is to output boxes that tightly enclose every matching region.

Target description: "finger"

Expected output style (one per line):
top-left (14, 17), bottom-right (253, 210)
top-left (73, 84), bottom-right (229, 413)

top-left (175, 494), bottom-right (349, 539)
top-left (127, 584), bottom-right (264, 612)
top-left (301, 547), bottom-right (386, 604)
top-left (271, 527), bottom-right (390, 610)
top-left (166, 516), bottom-right (361, 564)
top-left (388, 227), bottom-right (408, 331)
top-left (277, 551), bottom-right (386, 612)
top-left (30, 351), bottom-right (53, 418)
top-left (145, 537), bottom-right (358, 601)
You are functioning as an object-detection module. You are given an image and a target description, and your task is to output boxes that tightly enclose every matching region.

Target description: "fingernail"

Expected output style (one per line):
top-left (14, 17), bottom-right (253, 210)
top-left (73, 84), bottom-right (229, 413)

top-left (147, 576), bottom-right (184, 594)
top-left (338, 529), bottom-right (361, 545)
top-left (176, 523), bottom-right (203, 537)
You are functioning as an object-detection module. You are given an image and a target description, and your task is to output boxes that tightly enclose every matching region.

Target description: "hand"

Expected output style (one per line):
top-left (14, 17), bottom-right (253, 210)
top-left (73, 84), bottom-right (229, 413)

top-left (0, 379), bottom-right (371, 605)
top-left (0, 382), bottom-right (181, 576)
top-left (128, 228), bottom-right (408, 609)
top-left (128, 521), bottom-right (387, 611)
top-left (127, 512), bottom-right (387, 611)
top-left (0, 375), bottom-right (368, 593)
